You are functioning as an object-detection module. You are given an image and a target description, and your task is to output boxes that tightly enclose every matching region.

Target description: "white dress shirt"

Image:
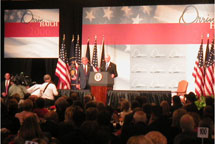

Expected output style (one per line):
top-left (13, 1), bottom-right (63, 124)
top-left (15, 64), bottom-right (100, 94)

top-left (40, 82), bottom-right (58, 100)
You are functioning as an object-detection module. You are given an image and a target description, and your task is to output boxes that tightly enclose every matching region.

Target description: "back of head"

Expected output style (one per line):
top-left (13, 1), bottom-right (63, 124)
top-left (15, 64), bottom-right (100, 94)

top-left (22, 99), bottom-right (33, 111)
top-left (180, 114), bottom-right (195, 132)
top-left (133, 110), bottom-right (147, 124)
top-left (19, 113), bottom-right (43, 140)
top-left (86, 107), bottom-right (98, 121)
top-left (43, 74), bottom-right (51, 82)
top-left (35, 98), bottom-right (45, 109)
top-left (127, 135), bottom-right (153, 144)
top-left (145, 131), bottom-right (167, 144)
top-left (172, 108), bottom-right (187, 127)
top-left (120, 99), bottom-right (130, 112)
top-left (173, 95), bottom-right (182, 106)
top-left (160, 100), bottom-right (170, 116)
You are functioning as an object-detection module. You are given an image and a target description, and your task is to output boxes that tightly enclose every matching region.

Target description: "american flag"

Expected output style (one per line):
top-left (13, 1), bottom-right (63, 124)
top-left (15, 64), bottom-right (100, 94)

top-left (204, 39), bottom-right (214, 96)
top-left (100, 37), bottom-right (105, 69)
top-left (92, 36), bottom-right (99, 71)
top-left (86, 38), bottom-right (91, 62)
top-left (55, 35), bottom-right (71, 89)
top-left (75, 35), bottom-right (81, 65)
top-left (193, 39), bottom-right (204, 97)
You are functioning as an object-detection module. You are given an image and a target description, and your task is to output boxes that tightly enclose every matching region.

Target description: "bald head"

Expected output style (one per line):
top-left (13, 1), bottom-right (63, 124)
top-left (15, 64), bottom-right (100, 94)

top-left (105, 55), bottom-right (111, 63)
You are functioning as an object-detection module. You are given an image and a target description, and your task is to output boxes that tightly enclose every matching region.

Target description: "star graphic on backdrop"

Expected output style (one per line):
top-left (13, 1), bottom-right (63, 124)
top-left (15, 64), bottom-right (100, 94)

top-left (125, 45), bottom-right (131, 52)
top-left (141, 6), bottom-right (152, 15)
top-left (85, 10), bottom-right (95, 22)
top-left (121, 6), bottom-right (132, 17)
top-left (103, 7), bottom-right (113, 20)
top-left (132, 14), bottom-right (143, 24)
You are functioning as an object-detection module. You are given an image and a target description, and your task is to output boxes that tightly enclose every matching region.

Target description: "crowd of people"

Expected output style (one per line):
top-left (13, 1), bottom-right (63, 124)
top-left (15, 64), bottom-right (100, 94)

top-left (1, 71), bottom-right (214, 144)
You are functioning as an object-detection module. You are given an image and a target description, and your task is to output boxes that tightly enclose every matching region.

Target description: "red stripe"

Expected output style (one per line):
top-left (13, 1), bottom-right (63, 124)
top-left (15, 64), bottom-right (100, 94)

top-left (5, 22), bottom-right (59, 37)
top-left (82, 23), bottom-right (214, 45)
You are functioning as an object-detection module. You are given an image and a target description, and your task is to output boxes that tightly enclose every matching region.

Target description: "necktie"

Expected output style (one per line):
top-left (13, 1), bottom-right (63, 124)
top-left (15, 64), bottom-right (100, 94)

top-left (84, 65), bottom-right (87, 74)
top-left (106, 63), bottom-right (108, 71)
top-left (5, 80), bottom-right (9, 95)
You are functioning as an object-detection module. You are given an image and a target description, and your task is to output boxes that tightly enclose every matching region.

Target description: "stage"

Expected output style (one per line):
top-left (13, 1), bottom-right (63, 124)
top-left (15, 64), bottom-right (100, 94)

top-left (58, 90), bottom-right (171, 108)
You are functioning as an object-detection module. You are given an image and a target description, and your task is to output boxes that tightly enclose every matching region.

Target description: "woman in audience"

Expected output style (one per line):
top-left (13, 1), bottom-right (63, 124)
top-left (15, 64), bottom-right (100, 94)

top-left (171, 95), bottom-right (183, 112)
top-left (13, 113), bottom-right (48, 143)
top-left (15, 98), bottom-right (35, 125)
top-left (119, 99), bottom-right (132, 122)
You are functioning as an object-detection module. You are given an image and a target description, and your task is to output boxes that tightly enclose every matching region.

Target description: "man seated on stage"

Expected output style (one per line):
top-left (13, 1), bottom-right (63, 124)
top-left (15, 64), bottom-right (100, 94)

top-left (100, 55), bottom-right (118, 78)
top-left (76, 57), bottom-right (93, 90)
top-left (40, 74), bottom-right (58, 107)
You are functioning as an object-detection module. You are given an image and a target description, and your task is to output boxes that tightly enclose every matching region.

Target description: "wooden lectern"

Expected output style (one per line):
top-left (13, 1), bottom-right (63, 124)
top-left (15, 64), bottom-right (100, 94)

top-left (88, 72), bottom-right (114, 105)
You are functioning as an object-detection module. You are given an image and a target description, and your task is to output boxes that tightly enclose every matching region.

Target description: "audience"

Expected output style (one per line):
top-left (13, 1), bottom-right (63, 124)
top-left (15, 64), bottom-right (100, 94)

top-left (1, 75), bottom-right (214, 144)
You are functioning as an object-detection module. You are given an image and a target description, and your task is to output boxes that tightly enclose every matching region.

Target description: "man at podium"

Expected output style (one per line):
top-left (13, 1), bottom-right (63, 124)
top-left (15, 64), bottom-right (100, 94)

top-left (100, 55), bottom-right (118, 78)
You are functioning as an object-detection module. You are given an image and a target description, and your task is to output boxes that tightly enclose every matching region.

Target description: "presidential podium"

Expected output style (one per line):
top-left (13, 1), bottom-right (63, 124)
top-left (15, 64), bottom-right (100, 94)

top-left (88, 72), bottom-right (114, 105)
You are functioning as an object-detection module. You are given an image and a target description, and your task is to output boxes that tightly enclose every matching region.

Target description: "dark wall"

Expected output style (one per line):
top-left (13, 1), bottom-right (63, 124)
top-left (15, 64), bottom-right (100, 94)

top-left (1, 0), bottom-right (213, 84)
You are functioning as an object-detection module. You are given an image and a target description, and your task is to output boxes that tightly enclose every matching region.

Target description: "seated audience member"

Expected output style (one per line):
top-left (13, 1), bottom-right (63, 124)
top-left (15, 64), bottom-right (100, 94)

top-left (183, 92), bottom-right (198, 113)
top-left (8, 75), bottom-right (29, 100)
top-left (27, 84), bottom-right (42, 97)
top-left (171, 95), bottom-right (183, 112)
top-left (148, 105), bottom-right (171, 142)
top-left (40, 74), bottom-right (58, 107)
top-left (86, 107), bottom-right (98, 121)
top-left (1, 98), bottom-right (20, 135)
top-left (54, 97), bottom-right (69, 122)
top-left (142, 103), bottom-right (152, 124)
top-left (131, 100), bottom-right (141, 110)
top-left (203, 105), bottom-right (214, 121)
top-left (13, 113), bottom-right (48, 143)
top-left (119, 99), bottom-right (132, 122)
top-left (33, 98), bottom-right (49, 119)
top-left (15, 99), bottom-right (34, 125)
top-left (80, 120), bottom-right (99, 144)
top-left (145, 131), bottom-right (167, 144)
top-left (135, 96), bottom-right (148, 107)
top-left (40, 111), bottom-right (59, 138)
top-left (169, 108), bottom-right (187, 144)
top-left (127, 135), bottom-right (153, 144)
top-left (160, 100), bottom-right (171, 117)
top-left (198, 117), bottom-right (214, 143)
top-left (174, 114), bottom-right (199, 144)
top-left (205, 96), bottom-right (214, 107)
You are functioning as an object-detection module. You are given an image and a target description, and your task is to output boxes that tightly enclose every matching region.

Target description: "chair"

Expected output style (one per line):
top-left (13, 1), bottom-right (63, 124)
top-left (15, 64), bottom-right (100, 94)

top-left (172, 80), bottom-right (188, 103)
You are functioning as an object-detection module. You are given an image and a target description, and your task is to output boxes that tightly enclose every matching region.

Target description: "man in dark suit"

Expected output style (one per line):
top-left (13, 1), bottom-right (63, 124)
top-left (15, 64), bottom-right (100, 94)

top-left (1, 73), bottom-right (11, 97)
top-left (76, 57), bottom-right (93, 90)
top-left (100, 55), bottom-right (118, 78)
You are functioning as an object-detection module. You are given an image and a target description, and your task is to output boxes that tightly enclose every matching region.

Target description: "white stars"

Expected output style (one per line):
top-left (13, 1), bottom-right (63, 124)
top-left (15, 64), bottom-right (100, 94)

top-left (103, 7), bottom-right (113, 20)
top-left (85, 10), bottom-right (95, 22)
top-left (121, 6), bottom-right (132, 17)
top-left (132, 14), bottom-right (143, 24)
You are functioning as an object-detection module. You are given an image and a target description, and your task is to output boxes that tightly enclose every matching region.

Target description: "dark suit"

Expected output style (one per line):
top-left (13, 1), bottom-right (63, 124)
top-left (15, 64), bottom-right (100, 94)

top-left (1, 80), bottom-right (11, 95)
top-left (77, 64), bottom-right (93, 89)
top-left (100, 62), bottom-right (118, 78)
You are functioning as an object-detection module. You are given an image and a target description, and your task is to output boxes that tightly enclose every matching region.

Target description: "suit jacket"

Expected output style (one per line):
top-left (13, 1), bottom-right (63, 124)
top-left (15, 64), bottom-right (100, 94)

top-left (1, 80), bottom-right (11, 94)
top-left (77, 64), bottom-right (93, 89)
top-left (100, 62), bottom-right (118, 78)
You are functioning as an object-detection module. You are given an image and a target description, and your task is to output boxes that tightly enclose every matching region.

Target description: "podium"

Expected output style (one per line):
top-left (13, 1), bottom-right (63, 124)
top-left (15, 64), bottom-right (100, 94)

top-left (88, 72), bottom-right (114, 105)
